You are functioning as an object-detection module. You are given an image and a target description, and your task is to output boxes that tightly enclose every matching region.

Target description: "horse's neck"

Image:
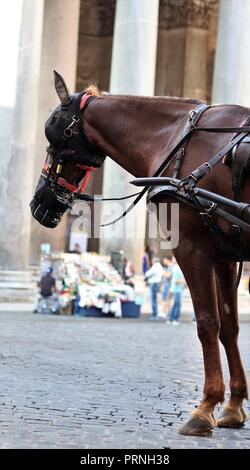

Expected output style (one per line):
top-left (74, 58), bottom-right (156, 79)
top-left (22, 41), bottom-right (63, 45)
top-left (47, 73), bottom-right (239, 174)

top-left (83, 95), bottom-right (196, 177)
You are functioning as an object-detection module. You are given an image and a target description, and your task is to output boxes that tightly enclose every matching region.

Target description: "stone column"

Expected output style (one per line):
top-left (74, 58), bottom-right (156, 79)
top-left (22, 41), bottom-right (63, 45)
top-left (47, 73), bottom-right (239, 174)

top-left (212, 0), bottom-right (250, 105)
top-left (100, 0), bottom-right (159, 271)
top-left (0, 0), bottom-right (44, 270)
top-left (156, 0), bottom-right (218, 100)
top-left (76, 0), bottom-right (116, 253)
top-left (29, 0), bottom-right (81, 264)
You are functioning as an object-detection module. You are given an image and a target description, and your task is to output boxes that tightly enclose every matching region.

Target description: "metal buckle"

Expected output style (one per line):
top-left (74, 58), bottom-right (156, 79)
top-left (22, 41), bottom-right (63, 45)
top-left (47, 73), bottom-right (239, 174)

top-left (64, 115), bottom-right (80, 138)
top-left (205, 202), bottom-right (217, 214)
top-left (204, 162), bottom-right (212, 172)
top-left (188, 110), bottom-right (197, 129)
top-left (189, 110), bottom-right (195, 121)
top-left (56, 193), bottom-right (73, 209)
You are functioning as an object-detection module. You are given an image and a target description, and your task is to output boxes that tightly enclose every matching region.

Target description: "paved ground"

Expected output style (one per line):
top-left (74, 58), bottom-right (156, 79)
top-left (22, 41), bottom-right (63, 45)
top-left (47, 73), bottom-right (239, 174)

top-left (0, 311), bottom-right (249, 449)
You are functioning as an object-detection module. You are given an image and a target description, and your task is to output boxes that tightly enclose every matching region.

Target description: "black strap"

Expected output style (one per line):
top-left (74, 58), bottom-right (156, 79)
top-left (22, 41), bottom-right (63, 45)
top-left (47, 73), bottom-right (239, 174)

top-left (100, 131), bottom-right (193, 226)
top-left (193, 126), bottom-right (250, 133)
top-left (100, 128), bottom-right (194, 226)
top-left (235, 261), bottom-right (243, 288)
top-left (77, 192), bottom-right (141, 202)
top-left (172, 104), bottom-right (210, 179)
top-left (183, 131), bottom-right (249, 187)
top-left (101, 104), bottom-right (210, 226)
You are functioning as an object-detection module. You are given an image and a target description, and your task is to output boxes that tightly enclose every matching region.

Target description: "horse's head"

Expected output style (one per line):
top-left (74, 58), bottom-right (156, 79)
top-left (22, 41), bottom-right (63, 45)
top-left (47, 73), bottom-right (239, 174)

top-left (30, 71), bottom-right (105, 228)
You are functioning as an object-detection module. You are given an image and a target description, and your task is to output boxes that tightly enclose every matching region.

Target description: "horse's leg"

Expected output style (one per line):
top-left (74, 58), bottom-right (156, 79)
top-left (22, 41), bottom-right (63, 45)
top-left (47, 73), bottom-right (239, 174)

top-left (214, 261), bottom-right (248, 427)
top-left (174, 244), bottom-right (225, 436)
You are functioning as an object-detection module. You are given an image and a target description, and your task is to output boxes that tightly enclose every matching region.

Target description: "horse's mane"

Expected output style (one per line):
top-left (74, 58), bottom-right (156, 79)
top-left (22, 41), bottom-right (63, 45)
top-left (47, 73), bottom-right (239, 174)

top-left (155, 96), bottom-right (202, 105)
top-left (84, 84), bottom-right (201, 105)
top-left (84, 84), bottom-right (101, 96)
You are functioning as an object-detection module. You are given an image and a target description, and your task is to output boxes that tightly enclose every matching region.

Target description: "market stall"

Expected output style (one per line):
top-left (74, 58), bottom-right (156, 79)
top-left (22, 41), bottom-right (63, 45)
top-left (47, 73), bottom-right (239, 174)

top-left (38, 251), bottom-right (142, 318)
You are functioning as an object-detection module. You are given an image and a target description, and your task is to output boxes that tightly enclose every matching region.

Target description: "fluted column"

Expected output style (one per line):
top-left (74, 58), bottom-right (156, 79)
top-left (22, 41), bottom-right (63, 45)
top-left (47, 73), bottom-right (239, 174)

top-left (0, 0), bottom-right (44, 269)
top-left (76, 0), bottom-right (116, 253)
top-left (29, 0), bottom-right (81, 264)
top-left (100, 0), bottom-right (159, 271)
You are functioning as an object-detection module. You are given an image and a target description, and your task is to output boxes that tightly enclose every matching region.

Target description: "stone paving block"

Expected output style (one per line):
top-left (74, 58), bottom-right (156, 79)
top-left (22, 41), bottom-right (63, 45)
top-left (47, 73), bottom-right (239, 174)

top-left (0, 312), bottom-right (249, 449)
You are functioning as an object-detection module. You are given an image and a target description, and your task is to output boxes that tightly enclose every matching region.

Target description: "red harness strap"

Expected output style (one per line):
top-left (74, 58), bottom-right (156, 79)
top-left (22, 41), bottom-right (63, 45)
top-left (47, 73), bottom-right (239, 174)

top-left (57, 165), bottom-right (96, 193)
top-left (78, 94), bottom-right (97, 192)
top-left (42, 162), bottom-right (49, 172)
top-left (76, 164), bottom-right (96, 192)
top-left (57, 178), bottom-right (78, 192)
top-left (80, 94), bottom-right (92, 110)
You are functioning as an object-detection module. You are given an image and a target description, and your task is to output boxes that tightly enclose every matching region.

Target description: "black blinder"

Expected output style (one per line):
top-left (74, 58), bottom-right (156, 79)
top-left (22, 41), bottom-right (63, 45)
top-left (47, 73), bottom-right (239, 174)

top-left (30, 90), bottom-right (106, 228)
top-left (44, 92), bottom-right (105, 167)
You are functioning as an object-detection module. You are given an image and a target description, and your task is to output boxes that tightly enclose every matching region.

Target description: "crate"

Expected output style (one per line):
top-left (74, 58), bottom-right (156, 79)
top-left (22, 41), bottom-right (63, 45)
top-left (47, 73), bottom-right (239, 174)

top-left (121, 301), bottom-right (141, 318)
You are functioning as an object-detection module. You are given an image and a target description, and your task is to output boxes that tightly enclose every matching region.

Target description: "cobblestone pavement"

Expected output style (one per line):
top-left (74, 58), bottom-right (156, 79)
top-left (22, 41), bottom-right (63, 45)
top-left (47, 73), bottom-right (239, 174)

top-left (0, 311), bottom-right (249, 449)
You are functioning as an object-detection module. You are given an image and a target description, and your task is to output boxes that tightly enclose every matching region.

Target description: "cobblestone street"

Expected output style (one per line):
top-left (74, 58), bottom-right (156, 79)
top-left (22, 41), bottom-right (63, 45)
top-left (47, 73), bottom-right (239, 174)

top-left (0, 312), bottom-right (249, 449)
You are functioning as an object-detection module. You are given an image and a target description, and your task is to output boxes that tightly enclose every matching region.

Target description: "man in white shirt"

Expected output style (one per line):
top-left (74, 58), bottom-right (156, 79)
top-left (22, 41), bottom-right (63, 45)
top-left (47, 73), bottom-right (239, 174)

top-left (167, 257), bottom-right (186, 324)
top-left (144, 257), bottom-right (164, 319)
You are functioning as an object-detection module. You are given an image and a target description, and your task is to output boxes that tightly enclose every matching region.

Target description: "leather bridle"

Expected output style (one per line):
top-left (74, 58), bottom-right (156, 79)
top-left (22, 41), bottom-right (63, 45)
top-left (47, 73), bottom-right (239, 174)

top-left (30, 92), bottom-right (106, 228)
top-left (44, 93), bottom-right (102, 206)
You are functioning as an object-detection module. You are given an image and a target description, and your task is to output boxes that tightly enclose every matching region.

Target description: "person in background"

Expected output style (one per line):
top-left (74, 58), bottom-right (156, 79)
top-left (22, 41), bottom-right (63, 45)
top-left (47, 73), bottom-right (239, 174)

top-left (122, 257), bottom-right (135, 288)
top-left (70, 243), bottom-right (82, 254)
top-left (36, 267), bottom-right (60, 314)
top-left (167, 257), bottom-right (185, 325)
top-left (71, 281), bottom-right (80, 315)
top-left (40, 267), bottom-right (56, 298)
top-left (144, 257), bottom-right (164, 320)
top-left (142, 245), bottom-right (152, 274)
top-left (161, 257), bottom-right (173, 318)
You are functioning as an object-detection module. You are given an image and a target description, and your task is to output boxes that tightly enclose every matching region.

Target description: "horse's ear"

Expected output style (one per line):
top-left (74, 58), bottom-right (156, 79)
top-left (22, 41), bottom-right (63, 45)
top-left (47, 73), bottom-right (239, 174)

top-left (53, 70), bottom-right (70, 105)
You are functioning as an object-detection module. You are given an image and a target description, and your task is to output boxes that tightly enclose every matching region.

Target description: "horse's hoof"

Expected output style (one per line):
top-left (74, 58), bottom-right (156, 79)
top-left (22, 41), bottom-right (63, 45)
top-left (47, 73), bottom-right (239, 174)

top-left (217, 406), bottom-right (248, 428)
top-left (179, 414), bottom-right (214, 437)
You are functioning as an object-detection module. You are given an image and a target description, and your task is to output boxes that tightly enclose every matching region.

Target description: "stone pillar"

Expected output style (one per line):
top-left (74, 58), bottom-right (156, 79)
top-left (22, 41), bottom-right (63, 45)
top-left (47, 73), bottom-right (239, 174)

top-left (139, 0), bottom-right (218, 257)
top-left (213, 0), bottom-right (250, 273)
top-left (76, 0), bottom-right (116, 253)
top-left (0, 0), bottom-right (44, 270)
top-left (156, 0), bottom-right (218, 100)
top-left (100, 0), bottom-right (159, 271)
top-left (29, 0), bottom-right (81, 264)
top-left (76, 0), bottom-right (115, 92)
top-left (212, 0), bottom-right (250, 106)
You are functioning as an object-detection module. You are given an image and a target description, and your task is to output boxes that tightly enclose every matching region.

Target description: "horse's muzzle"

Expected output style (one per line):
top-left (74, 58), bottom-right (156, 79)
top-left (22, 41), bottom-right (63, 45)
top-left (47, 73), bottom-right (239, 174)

top-left (30, 176), bottom-right (67, 228)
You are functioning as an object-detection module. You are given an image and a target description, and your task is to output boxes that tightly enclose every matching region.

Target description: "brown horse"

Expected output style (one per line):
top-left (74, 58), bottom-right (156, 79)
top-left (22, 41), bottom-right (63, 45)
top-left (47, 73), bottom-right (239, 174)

top-left (31, 72), bottom-right (249, 437)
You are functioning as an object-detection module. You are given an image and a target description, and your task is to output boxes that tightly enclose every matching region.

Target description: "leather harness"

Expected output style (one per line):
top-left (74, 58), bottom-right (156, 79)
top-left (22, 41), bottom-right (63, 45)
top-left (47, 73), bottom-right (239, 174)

top-left (43, 93), bottom-right (250, 284)
top-left (59, 97), bottom-right (250, 265)
top-left (100, 103), bottom-right (250, 228)
top-left (53, 96), bottom-right (250, 288)
top-left (129, 103), bottom-right (250, 286)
